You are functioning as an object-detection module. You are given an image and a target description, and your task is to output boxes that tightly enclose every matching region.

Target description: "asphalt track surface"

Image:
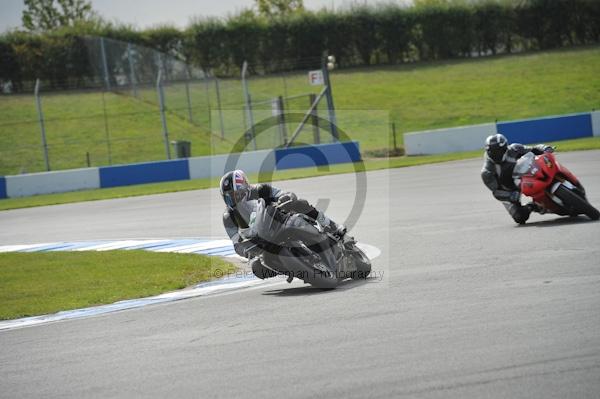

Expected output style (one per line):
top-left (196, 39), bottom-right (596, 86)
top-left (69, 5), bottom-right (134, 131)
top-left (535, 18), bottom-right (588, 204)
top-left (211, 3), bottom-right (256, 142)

top-left (1, 150), bottom-right (599, 398)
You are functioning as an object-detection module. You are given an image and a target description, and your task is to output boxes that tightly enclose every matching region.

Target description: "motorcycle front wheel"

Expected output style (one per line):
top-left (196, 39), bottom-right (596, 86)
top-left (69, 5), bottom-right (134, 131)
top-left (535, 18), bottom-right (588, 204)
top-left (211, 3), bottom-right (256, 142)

top-left (348, 246), bottom-right (372, 280)
top-left (288, 246), bottom-right (339, 289)
top-left (555, 185), bottom-right (600, 220)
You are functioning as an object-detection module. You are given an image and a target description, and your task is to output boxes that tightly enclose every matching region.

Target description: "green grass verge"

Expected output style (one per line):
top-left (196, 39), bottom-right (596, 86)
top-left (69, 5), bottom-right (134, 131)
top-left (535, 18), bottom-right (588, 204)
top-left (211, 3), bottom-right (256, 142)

top-left (1, 46), bottom-right (599, 175)
top-left (0, 250), bottom-right (237, 320)
top-left (2, 136), bottom-right (598, 212)
top-left (223, 45), bottom-right (600, 151)
top-left (0, 88), bottom-right (235, 175)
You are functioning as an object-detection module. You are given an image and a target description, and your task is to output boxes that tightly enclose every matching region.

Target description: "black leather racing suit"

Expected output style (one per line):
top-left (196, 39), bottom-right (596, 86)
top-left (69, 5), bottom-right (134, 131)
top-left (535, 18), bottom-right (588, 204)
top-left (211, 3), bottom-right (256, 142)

top-left (222, 183), bottom-right (325, 278)
top-left (223, 183), bottom-right (283, 257)
top-left (481, 143), bottom-right (548, 224)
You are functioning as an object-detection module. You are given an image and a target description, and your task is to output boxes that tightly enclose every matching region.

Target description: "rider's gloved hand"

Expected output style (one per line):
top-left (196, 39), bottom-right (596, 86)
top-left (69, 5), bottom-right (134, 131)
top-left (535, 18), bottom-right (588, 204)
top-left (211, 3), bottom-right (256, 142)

top-left (277, 192), bottom-right (297, 212)
top-left (543, 146), bottom-right (555, 153)
top-left (509, 191), bottom-right (521, 203)
top-left (277, 192), bottom-right (297, 205)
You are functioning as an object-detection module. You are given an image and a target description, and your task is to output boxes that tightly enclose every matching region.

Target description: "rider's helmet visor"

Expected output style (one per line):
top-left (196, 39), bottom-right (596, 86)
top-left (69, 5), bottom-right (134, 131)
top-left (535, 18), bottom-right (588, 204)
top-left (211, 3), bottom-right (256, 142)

top-left (223, 191), bottom-right (235, 208)
top-left (223, 187), bottom-right (248, 208)
top-left (487, 146), bottom-right (505, 163)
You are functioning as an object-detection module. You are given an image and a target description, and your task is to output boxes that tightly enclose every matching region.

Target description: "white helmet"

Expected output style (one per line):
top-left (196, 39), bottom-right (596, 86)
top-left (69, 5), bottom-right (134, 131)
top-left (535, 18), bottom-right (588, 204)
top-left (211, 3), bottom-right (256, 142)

top-left (219, 170), bottom-right (250, 209)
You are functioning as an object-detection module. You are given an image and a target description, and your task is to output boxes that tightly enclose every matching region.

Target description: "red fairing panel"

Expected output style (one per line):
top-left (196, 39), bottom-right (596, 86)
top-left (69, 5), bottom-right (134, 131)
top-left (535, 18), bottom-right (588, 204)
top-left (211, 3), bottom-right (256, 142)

top-left (520, 153), bottom-right (560, 212)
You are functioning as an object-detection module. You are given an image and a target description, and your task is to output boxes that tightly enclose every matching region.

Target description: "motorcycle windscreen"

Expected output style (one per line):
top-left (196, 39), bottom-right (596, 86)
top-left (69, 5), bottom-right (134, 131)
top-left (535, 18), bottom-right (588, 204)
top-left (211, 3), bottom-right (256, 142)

top-left (512, 152), bottom-right (536, 178)
top-left (234, 198), bottom-right (259, 229)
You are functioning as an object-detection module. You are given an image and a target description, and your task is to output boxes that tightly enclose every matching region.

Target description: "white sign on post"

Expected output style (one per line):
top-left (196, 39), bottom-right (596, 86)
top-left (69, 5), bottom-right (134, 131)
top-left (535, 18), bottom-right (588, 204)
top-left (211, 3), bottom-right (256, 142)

top-left (308, 70), bottom-right (324, 86)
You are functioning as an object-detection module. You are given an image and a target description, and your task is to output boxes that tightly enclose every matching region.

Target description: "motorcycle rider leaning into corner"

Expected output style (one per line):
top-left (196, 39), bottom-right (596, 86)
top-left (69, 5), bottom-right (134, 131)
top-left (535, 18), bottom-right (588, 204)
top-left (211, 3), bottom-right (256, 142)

top-left (481, 133), bottom-right (555, 224)
top-left (220, 170), bottom-right (346, 279)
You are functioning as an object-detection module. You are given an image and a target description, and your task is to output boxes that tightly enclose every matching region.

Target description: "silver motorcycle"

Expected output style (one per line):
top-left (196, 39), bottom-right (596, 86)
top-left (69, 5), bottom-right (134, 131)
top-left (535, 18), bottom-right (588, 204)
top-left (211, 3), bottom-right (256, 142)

top-left (243, 198), bottom-right (371, 289)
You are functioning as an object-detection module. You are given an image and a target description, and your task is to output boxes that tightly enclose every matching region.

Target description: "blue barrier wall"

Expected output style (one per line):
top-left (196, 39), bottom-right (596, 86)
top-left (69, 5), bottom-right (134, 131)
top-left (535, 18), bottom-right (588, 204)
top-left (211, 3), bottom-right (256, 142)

top-left (99, 159), bottom-right (190, 188)
top-left (0, 177), bottom-right (6, 199)
top-left (497, 113), bottom-right (593, 144)
top-left (2, 107), bottom-right (597, 198)
top-left (275, 141), bottom-right (361, 170)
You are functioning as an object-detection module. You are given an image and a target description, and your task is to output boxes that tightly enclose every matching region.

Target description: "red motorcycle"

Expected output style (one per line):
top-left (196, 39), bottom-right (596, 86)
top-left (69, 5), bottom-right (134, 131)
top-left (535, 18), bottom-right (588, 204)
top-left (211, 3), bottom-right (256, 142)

top-left (513, 152), bottom-right (599, 220)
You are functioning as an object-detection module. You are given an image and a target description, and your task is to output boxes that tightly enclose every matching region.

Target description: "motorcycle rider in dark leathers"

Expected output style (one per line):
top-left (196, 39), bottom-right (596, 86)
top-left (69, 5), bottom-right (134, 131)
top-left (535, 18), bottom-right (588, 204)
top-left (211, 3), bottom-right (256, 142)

top-left (481, 134), bottom-right (554, 224)
top-left (220, 170), bottom-right (345, 279)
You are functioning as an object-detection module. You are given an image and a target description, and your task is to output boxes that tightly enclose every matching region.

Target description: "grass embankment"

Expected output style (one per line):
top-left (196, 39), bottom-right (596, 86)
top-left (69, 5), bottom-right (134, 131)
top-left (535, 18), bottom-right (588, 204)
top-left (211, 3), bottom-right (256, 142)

top-left (239, 45), bottom-right (600, 150)
top-left (1, 136), bottom-right (598, 212)
top-left (0, 251), bottom-right (236, 320)
top-left (0, 87), bottom-right (232, 175)
top-left (1, 46), bottom-right (599, 175)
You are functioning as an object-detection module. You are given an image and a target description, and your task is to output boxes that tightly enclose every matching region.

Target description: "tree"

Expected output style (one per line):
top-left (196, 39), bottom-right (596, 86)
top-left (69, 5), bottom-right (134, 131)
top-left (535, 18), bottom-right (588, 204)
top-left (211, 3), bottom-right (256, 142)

top-left (255, 0), bottom-right (304, 17)
top-left (22, 0), bottom-right (96, 32)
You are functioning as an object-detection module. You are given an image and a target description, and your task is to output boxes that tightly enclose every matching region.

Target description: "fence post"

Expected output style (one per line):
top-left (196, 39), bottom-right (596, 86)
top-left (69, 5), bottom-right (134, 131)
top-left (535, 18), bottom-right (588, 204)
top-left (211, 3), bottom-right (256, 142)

top-left (309, 93), bottom-right (320, 144)
top-left (203, 74), bottom-right (213, 133)
top-left (156, 53), bottom-right (167, 82)
top-left (156, 71), bottom-right (171, 160)
top-left (185, 79), bottom-right (193, 123)
top-left (281, 72), bottom-right (290, 111)
top-left (208, 103), bottom-right (212, 135)
top-left (391, 121), bottom-right (398, 151)
top-left (286, 86), bottom-right (328, 148)
top-left (241, 95), bottom-right (248, 133)
top-left (100, 37), bottom-right (111, 91)
top-left (322, 53), bottom-right (338, 141)
top-left (127, 42), bottom-right (137, 97)
top-left (247, 95), bottom-right (257, 150)
top-left (34, 79), bottom-right (50, 171)
top-left (214, 78), bottom-right (225, 140)
top-left (241, 61), bottom-right (257, 150)
top-left (277, 95), bottom-right (287, 146)
top-left (101, 90), bottom-right (113, 165)
top-left (242, 98), bottom-right (249, 148)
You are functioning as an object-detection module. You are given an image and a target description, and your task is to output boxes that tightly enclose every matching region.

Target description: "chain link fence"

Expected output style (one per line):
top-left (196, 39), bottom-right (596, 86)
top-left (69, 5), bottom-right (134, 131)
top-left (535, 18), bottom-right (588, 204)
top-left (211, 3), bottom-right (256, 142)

top-left (216, 58), bottom-right (337, 153)
top-left (0, 36), bottom-right (390, 176)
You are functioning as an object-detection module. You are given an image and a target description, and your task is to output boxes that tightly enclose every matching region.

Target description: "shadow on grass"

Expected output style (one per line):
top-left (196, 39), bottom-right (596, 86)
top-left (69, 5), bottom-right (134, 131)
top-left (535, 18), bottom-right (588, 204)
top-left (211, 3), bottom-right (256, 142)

top-left (517, 215), bottom-right (598, 228)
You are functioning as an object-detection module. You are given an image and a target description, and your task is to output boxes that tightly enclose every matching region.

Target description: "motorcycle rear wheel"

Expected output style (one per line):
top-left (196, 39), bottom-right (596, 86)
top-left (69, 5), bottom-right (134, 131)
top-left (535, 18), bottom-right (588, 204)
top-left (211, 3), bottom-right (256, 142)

top-left (555, 185), bottom-right (600, 220)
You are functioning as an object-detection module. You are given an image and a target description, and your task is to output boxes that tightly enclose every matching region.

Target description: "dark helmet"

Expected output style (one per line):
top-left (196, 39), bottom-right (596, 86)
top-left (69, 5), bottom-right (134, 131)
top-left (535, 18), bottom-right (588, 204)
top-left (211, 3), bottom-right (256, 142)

top-left (485, 134), bottom-right (508, 163)
top-left (219, 170), bottom-right (250, 209)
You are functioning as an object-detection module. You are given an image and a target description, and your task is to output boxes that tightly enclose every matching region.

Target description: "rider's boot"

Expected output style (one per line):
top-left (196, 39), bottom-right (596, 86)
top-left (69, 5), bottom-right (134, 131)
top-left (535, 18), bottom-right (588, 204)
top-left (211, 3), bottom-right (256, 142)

top-left (526, 202), bottom-right (545, 214)
top-left (250, 257), bottom-right (277, 280)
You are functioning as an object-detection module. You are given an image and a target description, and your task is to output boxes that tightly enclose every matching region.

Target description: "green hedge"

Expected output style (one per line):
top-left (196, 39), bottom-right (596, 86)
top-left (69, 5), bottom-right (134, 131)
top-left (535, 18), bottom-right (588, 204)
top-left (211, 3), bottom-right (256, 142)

top-left (0, 30), bottom-right (92, 91)
top-left (1, 0), bottom-right (599, 90)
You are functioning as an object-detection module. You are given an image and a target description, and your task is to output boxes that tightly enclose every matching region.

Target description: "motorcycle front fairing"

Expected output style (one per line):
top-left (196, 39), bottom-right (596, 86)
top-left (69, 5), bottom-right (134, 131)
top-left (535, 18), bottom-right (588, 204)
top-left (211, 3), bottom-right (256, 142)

top-left (552, 158), bottom-right (581, 189)
top-left (253, 199), bottom-right (339, 273)
top-left (253, 199), bottom-right (288, 245)
top-left (513, 152), bottom-right (585, 214)
top-left (514, 152), bottom-right (559, 211)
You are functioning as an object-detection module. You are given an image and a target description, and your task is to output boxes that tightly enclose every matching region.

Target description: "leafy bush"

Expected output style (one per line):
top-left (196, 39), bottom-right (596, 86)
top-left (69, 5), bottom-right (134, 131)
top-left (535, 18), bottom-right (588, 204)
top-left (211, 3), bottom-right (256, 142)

top-left (1, 0), bottom-right (599, 89)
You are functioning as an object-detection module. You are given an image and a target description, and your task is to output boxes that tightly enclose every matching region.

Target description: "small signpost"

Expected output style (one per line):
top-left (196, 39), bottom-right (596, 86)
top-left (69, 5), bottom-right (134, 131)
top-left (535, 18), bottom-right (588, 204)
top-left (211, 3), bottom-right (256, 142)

top-left (286, 56), bottom-right (338, 147)
top-left (308, 70), bottom-right (324, 86)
